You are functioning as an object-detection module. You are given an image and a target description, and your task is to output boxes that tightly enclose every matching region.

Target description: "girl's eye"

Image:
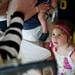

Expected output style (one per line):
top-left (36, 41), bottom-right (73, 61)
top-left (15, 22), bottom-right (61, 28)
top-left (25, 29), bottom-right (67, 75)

top-left (52, 33), bottom-right (55, 36)
top-left (58, 34), bottom-right (61, 37)
top-left (52, 33), bottom-right (62, 38)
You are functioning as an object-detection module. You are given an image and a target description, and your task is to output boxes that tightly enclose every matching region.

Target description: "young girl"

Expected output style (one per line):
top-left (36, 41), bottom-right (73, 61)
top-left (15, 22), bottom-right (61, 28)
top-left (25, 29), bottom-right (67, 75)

top-left (49, 20), bottom-right (75, 75)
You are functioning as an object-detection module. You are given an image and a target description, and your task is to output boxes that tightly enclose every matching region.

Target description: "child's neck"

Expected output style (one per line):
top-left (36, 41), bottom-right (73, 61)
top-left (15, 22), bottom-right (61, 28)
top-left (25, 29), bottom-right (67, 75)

top-left (57, 43), bottom-right (69, 51)
top-left (56, 43), bottom-right (69, 55)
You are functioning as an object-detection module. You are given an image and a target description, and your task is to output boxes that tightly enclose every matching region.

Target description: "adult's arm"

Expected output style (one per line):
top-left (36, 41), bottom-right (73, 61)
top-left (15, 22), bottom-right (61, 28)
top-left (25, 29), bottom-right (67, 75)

top-left (0, 11), bottom-right (24, 60)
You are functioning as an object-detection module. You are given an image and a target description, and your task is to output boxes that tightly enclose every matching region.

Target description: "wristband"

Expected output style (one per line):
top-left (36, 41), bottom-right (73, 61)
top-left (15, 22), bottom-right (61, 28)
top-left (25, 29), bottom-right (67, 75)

top-left (39, 31), bottom-right (49, 41)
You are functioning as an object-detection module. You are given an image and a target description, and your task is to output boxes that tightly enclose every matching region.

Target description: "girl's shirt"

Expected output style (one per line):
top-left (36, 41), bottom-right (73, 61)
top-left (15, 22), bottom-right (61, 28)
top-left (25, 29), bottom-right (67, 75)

top-left (49, 44), bottom-right (75, 75)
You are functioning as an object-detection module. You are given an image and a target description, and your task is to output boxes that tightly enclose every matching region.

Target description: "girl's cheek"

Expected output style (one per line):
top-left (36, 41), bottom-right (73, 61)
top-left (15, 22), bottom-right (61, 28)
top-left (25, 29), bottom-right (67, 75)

top-left (58, 36), bottom-right (67, 44)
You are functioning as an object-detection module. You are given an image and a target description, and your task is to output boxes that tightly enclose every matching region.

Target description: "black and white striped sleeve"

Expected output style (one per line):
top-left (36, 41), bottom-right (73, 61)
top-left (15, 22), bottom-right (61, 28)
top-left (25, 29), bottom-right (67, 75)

top-left (0, 12), bottom-right (24, 60)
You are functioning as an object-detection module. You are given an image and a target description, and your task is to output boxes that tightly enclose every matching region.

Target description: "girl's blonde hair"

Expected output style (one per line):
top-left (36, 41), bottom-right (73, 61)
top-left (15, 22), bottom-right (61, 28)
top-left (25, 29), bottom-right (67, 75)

top-left (52, 20), bottom-right (74, 37)
top-left (51, 20), bottom-right (75, 46)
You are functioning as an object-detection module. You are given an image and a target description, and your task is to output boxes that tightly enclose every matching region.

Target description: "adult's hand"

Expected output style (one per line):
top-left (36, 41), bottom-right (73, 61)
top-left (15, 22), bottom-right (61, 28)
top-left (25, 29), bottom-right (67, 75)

top-left (37, 3), bottom-right (50, 13)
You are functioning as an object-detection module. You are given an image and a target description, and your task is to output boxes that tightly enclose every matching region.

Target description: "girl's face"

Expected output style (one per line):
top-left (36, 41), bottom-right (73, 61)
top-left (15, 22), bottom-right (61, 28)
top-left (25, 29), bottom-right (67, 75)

top-left (51, 28), bottom-right (68, 47)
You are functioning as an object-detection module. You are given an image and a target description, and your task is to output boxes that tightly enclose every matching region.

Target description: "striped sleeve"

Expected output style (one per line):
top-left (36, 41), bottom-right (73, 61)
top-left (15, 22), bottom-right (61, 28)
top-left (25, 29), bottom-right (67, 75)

top-left (0, 12), bottom-right (24, 60)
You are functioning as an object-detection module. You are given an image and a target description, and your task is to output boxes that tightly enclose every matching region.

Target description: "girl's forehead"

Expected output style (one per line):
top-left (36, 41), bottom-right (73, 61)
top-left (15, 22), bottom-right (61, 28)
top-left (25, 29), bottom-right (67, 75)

top-left (52, 28), bottom-right (63, 34)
